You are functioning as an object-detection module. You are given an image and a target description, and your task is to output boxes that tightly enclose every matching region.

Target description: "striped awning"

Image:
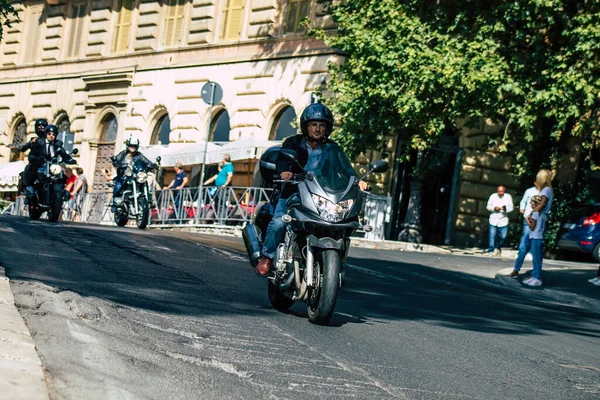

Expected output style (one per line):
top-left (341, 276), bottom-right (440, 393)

top-left (0, 161), bottom-right (25, 192)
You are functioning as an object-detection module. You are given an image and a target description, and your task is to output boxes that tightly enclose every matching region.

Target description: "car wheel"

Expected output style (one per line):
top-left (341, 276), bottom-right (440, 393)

top-left (592, 243), bottom-right (600, 262)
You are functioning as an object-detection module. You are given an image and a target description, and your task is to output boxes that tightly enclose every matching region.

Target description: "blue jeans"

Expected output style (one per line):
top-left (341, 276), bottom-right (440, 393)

top-left (488, 224), bottom-right (508, 252)
top-left (530, 239), bottom-right (543, 280)
top-left (513, 220), bottom-right (532, 271)
top-left (261, 198), bottom-right (288, 259)
top-left (112, 176), bottom-right (123, 198)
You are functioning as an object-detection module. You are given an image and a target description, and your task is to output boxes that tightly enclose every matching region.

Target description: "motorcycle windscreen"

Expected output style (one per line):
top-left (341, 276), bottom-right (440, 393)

top-left (307, 143), bottom-right (358, 193)
top-left (133, 159), bottom-right (147, 172)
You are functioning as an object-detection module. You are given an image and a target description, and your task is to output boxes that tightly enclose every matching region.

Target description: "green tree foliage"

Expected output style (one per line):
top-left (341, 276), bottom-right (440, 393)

top-left (0, 0), bottom-right (19, 43)
top-left (313, 1), bottom-right (600, 176)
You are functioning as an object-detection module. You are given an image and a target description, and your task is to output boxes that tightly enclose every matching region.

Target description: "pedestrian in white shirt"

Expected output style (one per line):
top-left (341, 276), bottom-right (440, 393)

top-left (486, 185), bottom-right (514, 255)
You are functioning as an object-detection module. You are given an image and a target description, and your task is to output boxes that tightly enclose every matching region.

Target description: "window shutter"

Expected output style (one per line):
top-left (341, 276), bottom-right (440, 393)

top-left (221, 0), bottom-right (244, 41)
top-left (67, 3), bottom-right (87, 58)
top-left (112, 0), bottom-right (134, 53)
top-left (24, 6), bottom-right (43, 63)
top-left (163, 0), bottom-right (186, 47)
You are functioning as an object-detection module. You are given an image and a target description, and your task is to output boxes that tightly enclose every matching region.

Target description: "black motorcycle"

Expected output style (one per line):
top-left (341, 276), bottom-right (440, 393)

top-left (28, 149), bottom-right (79, 222)
top-left (111, 156), bottom-right (161, 229)
top-left (242, 144), bottom-right (388, 325)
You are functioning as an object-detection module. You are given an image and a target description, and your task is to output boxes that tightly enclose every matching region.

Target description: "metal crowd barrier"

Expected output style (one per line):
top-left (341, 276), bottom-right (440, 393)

top-left (1, 201), bottom-right (15, 215)
top-left (10, 187), bottom-right (392, 240)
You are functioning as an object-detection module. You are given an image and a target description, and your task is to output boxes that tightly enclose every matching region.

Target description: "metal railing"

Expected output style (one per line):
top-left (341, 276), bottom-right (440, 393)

top-left (10, 186), bottom-right (392, 240)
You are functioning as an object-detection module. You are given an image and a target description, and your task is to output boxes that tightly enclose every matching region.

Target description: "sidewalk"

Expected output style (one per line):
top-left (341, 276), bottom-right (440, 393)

top-left (0, 266), bottom-right (49, 400)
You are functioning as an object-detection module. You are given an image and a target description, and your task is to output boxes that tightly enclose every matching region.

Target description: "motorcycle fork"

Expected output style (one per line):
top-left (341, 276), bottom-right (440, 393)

top-left (132, 181), bottom-right (139, 214)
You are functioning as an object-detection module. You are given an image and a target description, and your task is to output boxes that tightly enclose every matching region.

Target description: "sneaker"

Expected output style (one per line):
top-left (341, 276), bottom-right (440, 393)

top-left (593, 280), bottom-right (600, 286)
top-left (522, 277), bottom-right (534, 284)
top-left (524, 278), bottom-right (542, 287)
top-left (494, 249), bottom-right (501, 256)
top-left (588, 277), bottom-right (600, 284)
top-left (507, 270), bottom-right (519, 278)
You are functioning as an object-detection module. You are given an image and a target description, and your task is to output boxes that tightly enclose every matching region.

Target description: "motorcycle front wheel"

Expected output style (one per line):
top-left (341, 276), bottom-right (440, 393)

top-left (136, 198), bottom-right (149, 229)
top-left (307, 249), bottom-right (340, 325)
top-left (47, 183), bottom-right (64, 222)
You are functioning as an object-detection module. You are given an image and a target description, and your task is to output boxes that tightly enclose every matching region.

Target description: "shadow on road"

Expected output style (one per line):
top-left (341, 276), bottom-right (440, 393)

top-left (1, 216), bottom-right (598, 338)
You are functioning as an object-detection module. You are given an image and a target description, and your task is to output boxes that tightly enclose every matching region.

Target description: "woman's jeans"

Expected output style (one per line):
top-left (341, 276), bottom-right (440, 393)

top-left (530, 239), bottom-right (543, 280)
top-left (488, 224), bottom-right (509, 252)
top-left (514, 220), bottom-right (532, 271)
top-left (261, 198), bottom-right (288, 259)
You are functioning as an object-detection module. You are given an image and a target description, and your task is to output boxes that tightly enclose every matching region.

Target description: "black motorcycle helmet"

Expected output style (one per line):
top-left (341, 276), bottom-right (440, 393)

top-left (45, 125), bottom-right (59, 140)
top-left (300, 103), bottom-right (333, 137)
top-left (34, 118), bottom-right (48, 138)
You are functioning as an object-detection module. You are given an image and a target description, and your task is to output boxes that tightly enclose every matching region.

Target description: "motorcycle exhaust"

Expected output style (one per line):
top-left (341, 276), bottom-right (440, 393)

top-left (242, 223), bottom-right (262, 268)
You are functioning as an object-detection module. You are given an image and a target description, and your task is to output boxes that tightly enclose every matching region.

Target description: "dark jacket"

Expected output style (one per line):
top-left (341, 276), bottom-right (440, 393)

top-left (19, 139), bottom-right (41, 163)
top-left (30, 138), bottom-right (74, 164)
top-left (112, 150), bottom-right (155, 177)
top-left (277, 134), bottom-right (335, 198)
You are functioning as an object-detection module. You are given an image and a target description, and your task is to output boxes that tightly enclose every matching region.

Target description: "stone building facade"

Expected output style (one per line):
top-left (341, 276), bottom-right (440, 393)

top-left (0, 0), bottom-right (338, 190)
top-left (0, 0), bottom-right (529, 247)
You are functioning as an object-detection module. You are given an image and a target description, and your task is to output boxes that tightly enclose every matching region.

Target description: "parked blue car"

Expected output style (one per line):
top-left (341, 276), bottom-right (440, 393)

top-left (556, 203), bottom-right (600, 261)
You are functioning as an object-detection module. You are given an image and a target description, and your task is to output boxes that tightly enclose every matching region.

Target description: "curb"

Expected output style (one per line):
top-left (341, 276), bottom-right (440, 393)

top-left (0, 266), bottom-right (49, 400)
top-left (495, 267), bottom-right (600, 314)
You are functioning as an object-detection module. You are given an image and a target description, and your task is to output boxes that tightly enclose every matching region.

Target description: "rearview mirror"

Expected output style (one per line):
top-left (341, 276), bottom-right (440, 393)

top-left (156, 156), bottom-right (161, 163)
top-left (71, 148), bottom-right (79, 155)
top-left (278, 149), bottom-right (298, 163)
top-left (369, 160), bottom-right (389, 174)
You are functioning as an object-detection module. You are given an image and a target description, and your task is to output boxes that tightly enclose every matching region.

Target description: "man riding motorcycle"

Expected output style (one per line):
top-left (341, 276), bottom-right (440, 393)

top-left (255, 103), bottom-right (368, 276)
top-left (11, 118), bottom-right (48, 198)
top-left (110, 137), bottom-right (158, 209)
top-left (26, 124), bottom-right (76, 197)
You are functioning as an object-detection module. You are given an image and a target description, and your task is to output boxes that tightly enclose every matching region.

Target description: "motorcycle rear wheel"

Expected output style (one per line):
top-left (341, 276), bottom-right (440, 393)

top-left (136, 198), bottom-right (149, 229)
top-left (307, 249), bottom-right (340, 325)
top-left (114, 212), bottom-right (128, 226)
top-left (267, 279), bottom-right (294, 311)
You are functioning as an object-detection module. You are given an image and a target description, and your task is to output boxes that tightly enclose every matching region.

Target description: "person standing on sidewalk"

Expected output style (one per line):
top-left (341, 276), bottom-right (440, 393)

top-left (486, 185), bottom-right (514, 255)
top-left (508, 183), bottom-right (540, 276)
top-left (522, 195), bottom-right (547, 287)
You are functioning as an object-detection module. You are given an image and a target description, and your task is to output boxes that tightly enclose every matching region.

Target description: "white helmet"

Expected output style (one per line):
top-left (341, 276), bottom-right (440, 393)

top-left (126, 137), bottom-right (139, 149)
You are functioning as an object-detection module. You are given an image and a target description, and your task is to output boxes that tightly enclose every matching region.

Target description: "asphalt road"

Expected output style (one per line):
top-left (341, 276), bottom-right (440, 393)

top-left (0, 215), bottom-right (599, 399)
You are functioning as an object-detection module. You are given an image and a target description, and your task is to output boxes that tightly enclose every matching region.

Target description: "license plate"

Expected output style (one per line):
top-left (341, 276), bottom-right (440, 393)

top-left (562, 223), bottom-right (576, 230)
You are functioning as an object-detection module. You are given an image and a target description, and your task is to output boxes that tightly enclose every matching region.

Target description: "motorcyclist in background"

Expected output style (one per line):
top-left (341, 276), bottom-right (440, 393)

top-left (255, 103), bottom-right (368, 276)
top-left (25, 124), bottom-right (76, 200)
top-left (9, 119), bottom-right (48, 199)
top-left (109, 137), bottom-right (158, 209)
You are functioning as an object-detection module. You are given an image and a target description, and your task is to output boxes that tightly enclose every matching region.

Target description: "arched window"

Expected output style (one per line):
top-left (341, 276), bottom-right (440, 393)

top-left (151, 114), bottom-right (171, 145)
top-left (56, 115), bottom-right (71, 134)
top-left (99, 114), bottom-right (118, 142)
top-left (210, 109), bottom-right (230, 142)
top-left (270, 106), bottom-right (297, 140)
top-left (9, 119), bottom-right (27, 162)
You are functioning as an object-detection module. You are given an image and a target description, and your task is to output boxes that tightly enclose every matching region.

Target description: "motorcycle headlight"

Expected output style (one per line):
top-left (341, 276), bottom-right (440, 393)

top-left (136, 171), bottom-right (148, 183)
top-left (124, 166), bottom-right (133, 177)
top-left (312, 194), bottom-right (354, 222)
top-left (50, 164), bottom-right (63, 176)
